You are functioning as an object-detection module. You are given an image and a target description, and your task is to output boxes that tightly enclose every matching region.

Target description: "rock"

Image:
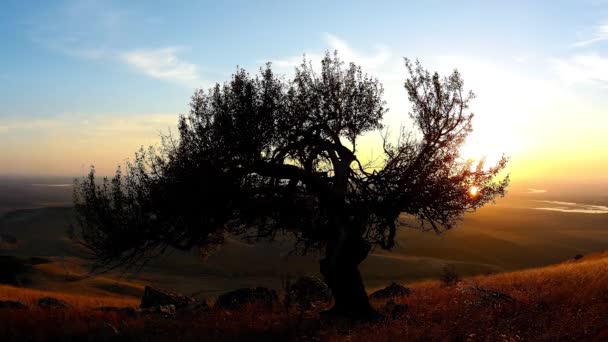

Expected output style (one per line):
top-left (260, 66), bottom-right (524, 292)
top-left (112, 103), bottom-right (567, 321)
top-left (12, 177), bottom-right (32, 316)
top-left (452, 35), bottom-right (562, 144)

top-left (0, 300), bottom-right (27, 309)
top-left (140, 286), bottom-right (195, 309)
top-left (383, 299), bottom-right (408, 319)
top-left (94, 306), bottom-right (138, 318)
top-left (215, 287), bottom-right (278, 310)
top-left (369, 282), bottom-right (411, 300)
top-left (288, 276), bottom-right (332, 309)
top-left (141, 304), bottom-right (176, 318)
top-left (37, 297), bottom-right (69, 309)
top-left (176, 300), bottom-right (210, 318)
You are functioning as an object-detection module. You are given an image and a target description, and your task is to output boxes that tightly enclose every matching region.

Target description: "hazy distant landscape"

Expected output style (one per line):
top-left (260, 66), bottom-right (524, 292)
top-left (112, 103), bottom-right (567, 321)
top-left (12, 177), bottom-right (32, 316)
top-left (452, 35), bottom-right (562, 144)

top-left (2, 176), bottom-right (606, 298)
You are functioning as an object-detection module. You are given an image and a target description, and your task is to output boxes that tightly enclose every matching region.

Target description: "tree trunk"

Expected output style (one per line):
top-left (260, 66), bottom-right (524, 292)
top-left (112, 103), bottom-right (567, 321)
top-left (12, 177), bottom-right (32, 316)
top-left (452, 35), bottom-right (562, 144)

top-left (320, 233), bottom-right (376, 319)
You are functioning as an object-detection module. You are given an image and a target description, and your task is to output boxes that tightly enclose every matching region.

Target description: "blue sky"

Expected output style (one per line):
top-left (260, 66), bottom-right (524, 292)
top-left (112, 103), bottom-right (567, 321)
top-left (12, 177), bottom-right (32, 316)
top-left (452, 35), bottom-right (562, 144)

top-left (1, 0), bottom-right (608, 183)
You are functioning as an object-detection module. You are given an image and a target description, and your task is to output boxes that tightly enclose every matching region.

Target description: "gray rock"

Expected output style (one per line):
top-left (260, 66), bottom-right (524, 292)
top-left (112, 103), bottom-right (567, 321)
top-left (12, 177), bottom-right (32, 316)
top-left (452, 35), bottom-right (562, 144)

top-left (140, 286), bottom-right (195, 309)
top-left (0, 300), bottom-right (27, 309)
top-left (369, 282), bottom-right (411, 300)
top-left (37, 297), bottom-right (69, 309)
top-left (383, 299), bottom-right (408, 319)
top-left (288, 276), bottom-right (332, 309)
top-left (215, 287), bottom-right (278, 310)
top-left (141, 304), bottom-right (176, 318)
top-left (176, 300), bottom-right (210, 318)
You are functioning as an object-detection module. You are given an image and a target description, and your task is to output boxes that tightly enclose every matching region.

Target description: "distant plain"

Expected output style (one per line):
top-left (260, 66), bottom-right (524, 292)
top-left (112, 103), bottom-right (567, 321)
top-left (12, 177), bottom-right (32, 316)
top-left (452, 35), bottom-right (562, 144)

top-left (1, 176), bottom-right (607, 299)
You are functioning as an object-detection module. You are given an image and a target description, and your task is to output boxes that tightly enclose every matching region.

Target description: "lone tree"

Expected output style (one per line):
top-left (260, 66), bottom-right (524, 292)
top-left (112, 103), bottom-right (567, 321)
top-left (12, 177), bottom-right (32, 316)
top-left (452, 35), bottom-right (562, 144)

top-left (74, 52), bottom-right (508, 318)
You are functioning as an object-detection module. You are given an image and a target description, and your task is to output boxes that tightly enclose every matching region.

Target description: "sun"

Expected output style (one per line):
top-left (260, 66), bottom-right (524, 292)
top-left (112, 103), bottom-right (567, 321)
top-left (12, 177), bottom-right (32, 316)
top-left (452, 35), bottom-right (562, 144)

top-left (469, 185), bottom-right (480, 197)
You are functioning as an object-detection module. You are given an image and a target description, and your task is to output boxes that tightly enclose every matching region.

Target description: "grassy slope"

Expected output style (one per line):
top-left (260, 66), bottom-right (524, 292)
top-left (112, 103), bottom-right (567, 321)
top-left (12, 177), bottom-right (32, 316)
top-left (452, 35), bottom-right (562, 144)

top-left (1, 252), bottom-right (607, 341)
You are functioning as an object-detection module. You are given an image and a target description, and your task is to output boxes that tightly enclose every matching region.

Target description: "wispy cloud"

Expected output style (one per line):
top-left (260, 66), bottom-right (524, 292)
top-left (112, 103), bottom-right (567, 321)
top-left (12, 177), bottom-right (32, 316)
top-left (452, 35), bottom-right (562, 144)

top-left (271, 33), bottom-right (391, 72)
top-left (122, 48), bottom-right (204, 87)
top-left (28, 1), bottom-right (205, 87)
top-left (572, 21), bottom-right (608, 47)
top-left (27, 0), bottom-right (124, 60)
top-left (534, 200), bottom-right (608, 214)
top-left (0, 113), bottom-right (179, 176)
top-left (525, 189), bottom-right (548, 194)
top-left (552, 53), bottom-right (608, 84)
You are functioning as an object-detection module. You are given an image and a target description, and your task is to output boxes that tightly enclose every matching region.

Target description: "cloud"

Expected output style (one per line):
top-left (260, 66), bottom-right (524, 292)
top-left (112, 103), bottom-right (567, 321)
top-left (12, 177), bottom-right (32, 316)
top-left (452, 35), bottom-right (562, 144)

top-left (322, 33), bottom-right (391, 70)
top-left (0, 118), bottom-right (63, 133)
top-left (525, 189), bottom-right (548, 194)
top-left (533, 200), bottom-right (608, 214)
top-left (572, 21), bottom-right (608, 47)
top-left (122, 48), bottom-right (204, 87)
top-left (28, 1), bottom-right (205, 87)
top-left (271, 33), bottom-right (391, 73)
top-left (553, 53), bottom-right (608, 84)
top-left (0, 113), bottom-right (179, 176)
top-left (27, 0), bottom-right (125, 60)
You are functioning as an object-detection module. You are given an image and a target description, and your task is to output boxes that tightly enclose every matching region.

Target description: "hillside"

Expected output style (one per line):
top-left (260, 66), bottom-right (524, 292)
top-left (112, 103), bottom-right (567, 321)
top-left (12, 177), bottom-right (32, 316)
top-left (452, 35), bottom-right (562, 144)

top-left (1, 252), bottom-right (608, 341)
top-left (1, 197), bottom-right (607, 298)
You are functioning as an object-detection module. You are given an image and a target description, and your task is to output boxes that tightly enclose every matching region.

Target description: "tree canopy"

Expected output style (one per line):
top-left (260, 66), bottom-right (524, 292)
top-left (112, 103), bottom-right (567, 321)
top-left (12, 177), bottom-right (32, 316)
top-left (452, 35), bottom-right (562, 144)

top-left (73, 51), bottom-right (508, 317)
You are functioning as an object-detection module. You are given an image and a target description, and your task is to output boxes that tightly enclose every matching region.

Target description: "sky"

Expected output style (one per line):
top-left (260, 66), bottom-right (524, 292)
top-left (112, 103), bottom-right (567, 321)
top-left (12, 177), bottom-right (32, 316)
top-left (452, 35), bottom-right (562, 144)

top-left (1, 0), bottom-right (607, 191)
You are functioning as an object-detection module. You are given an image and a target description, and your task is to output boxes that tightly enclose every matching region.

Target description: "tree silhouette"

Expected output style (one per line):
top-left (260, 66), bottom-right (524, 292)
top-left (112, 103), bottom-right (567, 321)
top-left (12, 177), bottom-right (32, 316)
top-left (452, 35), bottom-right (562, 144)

top-left (73, 52), bottom-right (508, 318)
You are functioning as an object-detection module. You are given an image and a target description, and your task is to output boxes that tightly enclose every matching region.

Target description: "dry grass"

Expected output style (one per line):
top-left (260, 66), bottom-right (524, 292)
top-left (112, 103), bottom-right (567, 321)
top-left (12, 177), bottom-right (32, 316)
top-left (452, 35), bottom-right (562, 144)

top-left (0, 284), bottom-right (139, 309)
top-left (1, 253), bottom-right (608, 341)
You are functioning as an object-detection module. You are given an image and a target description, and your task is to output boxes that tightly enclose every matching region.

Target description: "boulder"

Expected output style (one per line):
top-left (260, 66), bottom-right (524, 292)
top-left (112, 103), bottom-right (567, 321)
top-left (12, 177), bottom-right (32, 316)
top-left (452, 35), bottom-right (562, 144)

top-left (37, 297), bottom-right (69, 309)
top-left (383, 299), bottom-right (408, 319)
top-left (141, 304), bottom-right (176, 318)
top-left (176, 300), bottom-right (210, 318)
top-left (288, 276), bottom-right (332, 309)
top-left (369, 282), bottom-right (411, 300)
top-left (215, 287), bottom-right (278, 310)
top-left (0, 300), bottom-right (27, 309)
top-left (140, 286), bottom-right (195, 309)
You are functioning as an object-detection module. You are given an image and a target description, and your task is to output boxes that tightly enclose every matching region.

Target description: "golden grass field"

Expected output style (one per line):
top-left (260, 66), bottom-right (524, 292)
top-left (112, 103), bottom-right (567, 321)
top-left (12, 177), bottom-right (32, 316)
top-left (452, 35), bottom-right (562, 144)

top-left (1, 251), bottom-right (607, 341)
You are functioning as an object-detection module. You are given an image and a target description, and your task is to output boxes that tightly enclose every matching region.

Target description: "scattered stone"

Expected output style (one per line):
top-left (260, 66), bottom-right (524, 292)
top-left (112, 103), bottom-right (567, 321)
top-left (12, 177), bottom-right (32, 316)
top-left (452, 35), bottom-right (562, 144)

top-left (141, 304), bottom-right (176, 318)
top-left (94, 306), bottom-right (138, 318)
top-left (176, 300), bottom-right (210, 318)
top-left (140, 286), bottom-right (195, 309)
top-left (37, 297), bottom-right (69, 309)
top-left (383, 299), bottom-right (408, 319)
top-left (0, 300), bottom-right (27, 309)
top-left (369, 282), bottom-right (411, 300)
top-left (288, 276), bottom-right (332, 309)
top-left (215, 287), bottom-right (278, 310)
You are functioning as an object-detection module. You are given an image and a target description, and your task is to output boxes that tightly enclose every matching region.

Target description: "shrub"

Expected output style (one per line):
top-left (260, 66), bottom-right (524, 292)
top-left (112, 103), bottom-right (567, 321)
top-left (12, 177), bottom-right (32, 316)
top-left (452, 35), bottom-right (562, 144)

top-left (440, 264), bottom-right (460, 287)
